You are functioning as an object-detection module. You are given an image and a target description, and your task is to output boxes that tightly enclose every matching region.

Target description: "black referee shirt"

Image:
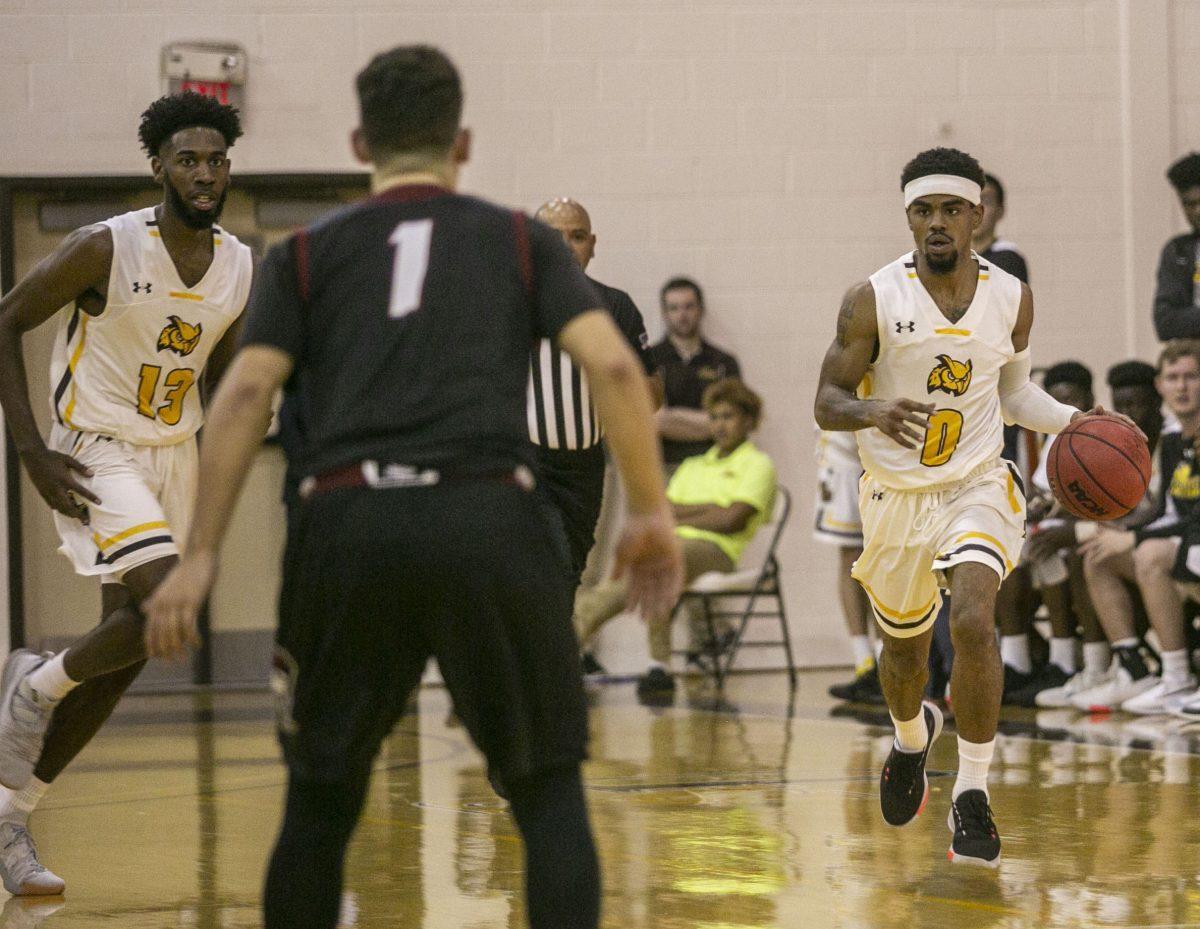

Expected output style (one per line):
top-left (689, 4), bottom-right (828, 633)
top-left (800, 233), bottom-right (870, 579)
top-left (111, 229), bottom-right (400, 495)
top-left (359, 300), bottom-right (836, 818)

top-left (527, 277), bottom-right (651, 451)
top-left (646, 338), bottom-right (741, 463)
top-left (240, 184), bottom-right (601, 477)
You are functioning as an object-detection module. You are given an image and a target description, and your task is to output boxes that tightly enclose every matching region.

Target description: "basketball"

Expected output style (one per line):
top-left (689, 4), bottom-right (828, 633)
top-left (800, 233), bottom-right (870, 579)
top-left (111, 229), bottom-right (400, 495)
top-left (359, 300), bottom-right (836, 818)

top-left (1046, 415), bottom-right (1151, 521)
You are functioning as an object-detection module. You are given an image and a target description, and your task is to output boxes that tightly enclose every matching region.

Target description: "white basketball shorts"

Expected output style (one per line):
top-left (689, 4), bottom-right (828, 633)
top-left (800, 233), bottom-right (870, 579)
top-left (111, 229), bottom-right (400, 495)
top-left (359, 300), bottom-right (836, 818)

top-left (852, 459), bottom-right (1026, 639)
top-left (49, 423), bottom-right (196, 583)
top-left (814, 441), bottom-right (863, 546)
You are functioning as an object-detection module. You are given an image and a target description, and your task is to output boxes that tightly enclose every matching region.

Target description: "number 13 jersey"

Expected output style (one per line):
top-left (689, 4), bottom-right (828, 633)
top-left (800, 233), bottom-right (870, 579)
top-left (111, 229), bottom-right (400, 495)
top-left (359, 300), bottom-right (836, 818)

top-left (48, 207), bottom-right (252, 446)
top-left (856, 252), bottom-right (1022, 490)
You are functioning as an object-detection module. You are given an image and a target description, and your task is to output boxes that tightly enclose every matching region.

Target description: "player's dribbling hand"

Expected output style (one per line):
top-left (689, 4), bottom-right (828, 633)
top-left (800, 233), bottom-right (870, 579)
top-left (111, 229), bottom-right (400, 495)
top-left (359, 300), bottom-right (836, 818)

top-left (1071, 405), bottom-right (1147, 443)
top-left (144, 552), bottom-right (216, 661)
top-left (613, 508), bottom-right (684, 622)
top-left (869, 398), bottom-right (935, 449)
top-left (23, 447), bottom-right (100, 524)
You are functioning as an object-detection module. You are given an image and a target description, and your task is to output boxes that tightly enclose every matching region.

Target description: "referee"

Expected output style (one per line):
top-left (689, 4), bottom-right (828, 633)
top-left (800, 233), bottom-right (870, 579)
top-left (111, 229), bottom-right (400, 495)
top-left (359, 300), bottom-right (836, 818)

top-left (528, 197), bottom-right (657, 592)
top-left (145, 45), bottom-right (682, 929)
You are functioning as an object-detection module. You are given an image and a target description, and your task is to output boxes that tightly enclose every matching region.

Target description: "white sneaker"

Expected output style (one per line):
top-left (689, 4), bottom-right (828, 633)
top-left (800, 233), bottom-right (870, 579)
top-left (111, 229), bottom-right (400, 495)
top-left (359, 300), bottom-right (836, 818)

top-left (1120, 677), bottom-right (1198, 715)
top-left (1069, 664), bottom-right (1158, 712)
top-left (1169, 687), bottom-right (1200, 724)
top-left (1036, 665), bottom-right (1113, 708)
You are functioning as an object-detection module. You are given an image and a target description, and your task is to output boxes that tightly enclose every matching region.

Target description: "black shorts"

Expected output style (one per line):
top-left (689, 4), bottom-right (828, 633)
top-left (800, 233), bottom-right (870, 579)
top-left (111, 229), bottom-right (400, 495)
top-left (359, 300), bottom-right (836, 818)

top-left (274, 479), bottom-right (587, 785)
top-left (535, 444), bottom-right (606, 585)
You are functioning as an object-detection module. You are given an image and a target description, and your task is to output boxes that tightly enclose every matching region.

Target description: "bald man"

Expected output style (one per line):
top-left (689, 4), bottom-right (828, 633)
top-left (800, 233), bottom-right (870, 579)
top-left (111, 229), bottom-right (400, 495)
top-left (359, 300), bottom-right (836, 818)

top-left (528, 200), bottom-right (656, 622)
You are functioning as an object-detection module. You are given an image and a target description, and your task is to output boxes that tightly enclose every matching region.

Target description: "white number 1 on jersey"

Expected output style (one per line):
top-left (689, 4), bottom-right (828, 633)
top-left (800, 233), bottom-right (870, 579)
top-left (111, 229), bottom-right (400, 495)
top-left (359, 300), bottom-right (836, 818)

top-left (387, 219), bottom-right (434, 319)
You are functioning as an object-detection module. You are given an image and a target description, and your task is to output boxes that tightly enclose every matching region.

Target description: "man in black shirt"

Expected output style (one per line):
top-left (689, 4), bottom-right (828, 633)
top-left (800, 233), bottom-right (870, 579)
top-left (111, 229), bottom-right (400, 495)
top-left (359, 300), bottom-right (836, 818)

top-left (647, 277), bottom-right (741, 466)
top-left (528, 197), bottom-right (656, 587)
top-left (144, 46), bottom-right (682, 929)
top-left (972, 173), bottom-right (1030, 284)
top-left (1153, 153), bottom-right (1200, 341)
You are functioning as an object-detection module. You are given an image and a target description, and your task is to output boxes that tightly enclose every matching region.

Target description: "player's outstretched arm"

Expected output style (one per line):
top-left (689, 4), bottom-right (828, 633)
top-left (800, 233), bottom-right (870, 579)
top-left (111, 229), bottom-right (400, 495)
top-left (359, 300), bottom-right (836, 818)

top-left (559, 310), bottom-right (683, 621)
top-left (0, 225), bottom-right (112, 520)
top-left (814, 282), bottom-right (933, 449)
top-left (144, 345), bottom-right (292, 659)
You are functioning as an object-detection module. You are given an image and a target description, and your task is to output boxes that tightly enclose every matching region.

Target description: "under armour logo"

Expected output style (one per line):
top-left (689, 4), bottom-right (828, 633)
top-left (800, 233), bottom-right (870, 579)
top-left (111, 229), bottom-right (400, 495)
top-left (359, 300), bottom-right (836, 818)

top-left (133, 281), bottom-right (153, 294)
top-left (871, 490), bottom-right (885, 501)
top-left (896, 321), bottom-right (915, 333)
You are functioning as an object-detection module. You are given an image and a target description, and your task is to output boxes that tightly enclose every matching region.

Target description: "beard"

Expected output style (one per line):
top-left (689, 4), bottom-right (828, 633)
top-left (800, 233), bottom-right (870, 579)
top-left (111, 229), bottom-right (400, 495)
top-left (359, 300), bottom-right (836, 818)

top-left (166, 181), bottom-right (227, 230)
top-left (925, 250), bottom-right (959, 274)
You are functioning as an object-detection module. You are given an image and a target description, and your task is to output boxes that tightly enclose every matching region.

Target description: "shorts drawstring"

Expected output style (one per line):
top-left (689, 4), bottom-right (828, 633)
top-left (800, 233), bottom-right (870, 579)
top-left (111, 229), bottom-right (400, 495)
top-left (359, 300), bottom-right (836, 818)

top-left (912, 490), bottom-right (943, 534)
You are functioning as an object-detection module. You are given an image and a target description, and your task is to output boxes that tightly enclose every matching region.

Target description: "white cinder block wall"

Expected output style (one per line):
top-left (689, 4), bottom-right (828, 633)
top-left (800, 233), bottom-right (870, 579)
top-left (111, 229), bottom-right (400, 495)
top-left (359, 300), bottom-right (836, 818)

top-left (0, 0), bottom-right (1195, 665)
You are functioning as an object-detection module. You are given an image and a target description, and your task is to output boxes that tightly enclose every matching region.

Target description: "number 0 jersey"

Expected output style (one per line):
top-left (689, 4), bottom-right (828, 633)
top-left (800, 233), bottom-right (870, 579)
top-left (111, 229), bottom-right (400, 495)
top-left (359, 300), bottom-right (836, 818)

top-left (48, 207), bottom-right (252, 446)
top-left (856, 252), bottom-right (1022, 490)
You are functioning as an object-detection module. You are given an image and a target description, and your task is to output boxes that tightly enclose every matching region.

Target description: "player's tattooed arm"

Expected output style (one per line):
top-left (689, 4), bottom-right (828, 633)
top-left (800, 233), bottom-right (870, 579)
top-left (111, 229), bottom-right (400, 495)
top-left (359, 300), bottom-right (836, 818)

top-left (0, 224), bottom-right (112, 519)
top-left (814, 281), bottom-right (933, 448)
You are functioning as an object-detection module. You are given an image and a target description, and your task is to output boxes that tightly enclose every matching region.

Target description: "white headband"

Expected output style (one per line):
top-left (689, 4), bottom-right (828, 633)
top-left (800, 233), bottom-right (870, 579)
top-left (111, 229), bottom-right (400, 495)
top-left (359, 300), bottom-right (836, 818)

top-left (903, 174), bottom-right (982, 208)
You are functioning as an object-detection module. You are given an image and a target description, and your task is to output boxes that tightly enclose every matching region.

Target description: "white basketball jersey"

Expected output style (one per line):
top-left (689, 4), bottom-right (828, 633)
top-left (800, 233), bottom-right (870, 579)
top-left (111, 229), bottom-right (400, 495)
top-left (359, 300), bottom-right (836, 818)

top-left (48, 208), bottom-right (252, 446)
top-left (856, 252), bottom-right (1021, 490)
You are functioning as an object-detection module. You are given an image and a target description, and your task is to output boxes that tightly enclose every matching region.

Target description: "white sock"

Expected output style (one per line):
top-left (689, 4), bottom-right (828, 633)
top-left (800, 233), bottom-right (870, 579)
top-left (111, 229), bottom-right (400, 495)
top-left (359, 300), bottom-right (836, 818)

top-left (0, 778), bottom-right (49, 824)
top-left (851, 635), bottom-right (873, 669)
top-left (1049, 637), bottom-right (1077, 674)
top-left (1161, 648), bottom-right (1191, 687)
top-left (1000, 634), bottom-right (1031, 674)
top-left (891, 710), bottom-right (928, 754)
top-left (26, 653), bottom-right (78, 702)
top-left (1083, 641), bottom-right (1111, 674)
top-left (646, 661), bottom-right (666, 673)
top-left (1111, 636), bottom-right (1138, 651)
top-left (953, 736), bottom-right (995, 799)
top-left (874, 638), bottom-right (884, 659)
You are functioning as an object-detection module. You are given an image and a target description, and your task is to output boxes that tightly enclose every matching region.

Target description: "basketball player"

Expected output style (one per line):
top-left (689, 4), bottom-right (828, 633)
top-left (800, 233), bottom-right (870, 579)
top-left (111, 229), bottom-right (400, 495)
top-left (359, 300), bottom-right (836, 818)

top-left (814, 147), bottom-right (1134, 866)
top-left (143, 46), bottom-right (681, 929)
top-left (0, 92), bottom-right (250, 893)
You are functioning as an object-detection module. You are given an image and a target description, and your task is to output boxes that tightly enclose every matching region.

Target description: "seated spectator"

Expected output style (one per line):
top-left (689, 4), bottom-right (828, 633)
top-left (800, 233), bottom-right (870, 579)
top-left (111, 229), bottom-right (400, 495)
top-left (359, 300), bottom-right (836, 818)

top-left (647, 277), bottom-right (741, 470)
top-left (1029, 360), bottom-right (1164, 708)
top-left (1000, 361), bottom-right (1094, 706)
top-left (1071, 341), bottom-right (1200, 713)
top-left (574, 379), bottom-right (775, 696)
top-left (1153, 153), bottom-right (1200, 341)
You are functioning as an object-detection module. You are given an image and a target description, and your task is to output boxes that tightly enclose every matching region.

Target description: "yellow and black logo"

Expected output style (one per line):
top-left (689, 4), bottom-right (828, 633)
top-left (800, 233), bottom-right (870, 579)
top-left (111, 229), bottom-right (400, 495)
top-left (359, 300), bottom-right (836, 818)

top-left (157, 316), bottom-right (203, 357)
top-left (927, 354), bottom-right (972, 397)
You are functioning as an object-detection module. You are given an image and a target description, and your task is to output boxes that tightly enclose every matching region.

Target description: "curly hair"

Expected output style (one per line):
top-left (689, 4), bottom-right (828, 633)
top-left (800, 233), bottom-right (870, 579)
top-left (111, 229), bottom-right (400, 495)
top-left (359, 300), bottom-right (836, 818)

top-left (138, 92), bottom-right (243, 158)
top-left (1107, 360), bottom-right (1158, 392)
top-left (900, 147), bottom-right (985, 191)
top-left (1167, 152), bottom-right (1200, 193)
top-left (702, 378), bottom-right (763, 429)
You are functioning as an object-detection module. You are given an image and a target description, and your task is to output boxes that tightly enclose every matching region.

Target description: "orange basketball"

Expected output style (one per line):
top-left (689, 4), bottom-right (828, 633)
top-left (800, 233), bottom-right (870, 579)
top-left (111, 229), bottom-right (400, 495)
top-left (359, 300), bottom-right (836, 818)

top-left (1046, 415), bottom-right (1151, 521)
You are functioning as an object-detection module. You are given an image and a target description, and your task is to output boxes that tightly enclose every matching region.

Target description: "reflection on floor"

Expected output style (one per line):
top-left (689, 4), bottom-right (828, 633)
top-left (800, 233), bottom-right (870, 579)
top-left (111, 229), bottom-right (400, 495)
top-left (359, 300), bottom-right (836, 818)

top-left (12, 669), bottom-right (1200, 928)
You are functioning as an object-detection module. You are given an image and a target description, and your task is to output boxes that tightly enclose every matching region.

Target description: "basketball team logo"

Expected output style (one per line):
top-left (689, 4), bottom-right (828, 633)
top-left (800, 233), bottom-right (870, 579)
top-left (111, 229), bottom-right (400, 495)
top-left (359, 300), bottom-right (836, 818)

top-left (157, 316), bottom-right (203, 356)
top-left (926, 354), bottom-right (973, 396)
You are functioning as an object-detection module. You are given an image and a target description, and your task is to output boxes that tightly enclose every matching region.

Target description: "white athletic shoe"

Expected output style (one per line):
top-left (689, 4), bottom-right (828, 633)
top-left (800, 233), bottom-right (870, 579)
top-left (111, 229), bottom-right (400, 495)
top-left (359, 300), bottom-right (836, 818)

top-left (1169, 687), bottom-right (1200, 724)
top-left (0, 823), bottom-right (64, 897)
top-left (1069, 664), bottom-right (1158, 713)
top-left (1120, 677), bottom-right (1198, 715)
top-left (0, 652), bottom-right (54, 790)
top-left (1035, 665), bottom-right (1113, 708)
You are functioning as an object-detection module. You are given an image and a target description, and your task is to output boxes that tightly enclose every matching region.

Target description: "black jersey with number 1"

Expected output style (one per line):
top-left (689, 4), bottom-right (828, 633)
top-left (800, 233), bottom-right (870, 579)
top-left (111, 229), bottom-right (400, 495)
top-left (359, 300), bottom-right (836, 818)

top-left (240, 184), bottom-right (602, 479)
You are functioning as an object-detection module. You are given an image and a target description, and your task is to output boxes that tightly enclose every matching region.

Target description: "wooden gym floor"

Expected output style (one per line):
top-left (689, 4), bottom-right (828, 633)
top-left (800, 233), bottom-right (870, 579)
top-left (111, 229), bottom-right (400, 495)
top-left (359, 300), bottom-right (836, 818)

top-left (8, 669), bottom-right (1200, 929)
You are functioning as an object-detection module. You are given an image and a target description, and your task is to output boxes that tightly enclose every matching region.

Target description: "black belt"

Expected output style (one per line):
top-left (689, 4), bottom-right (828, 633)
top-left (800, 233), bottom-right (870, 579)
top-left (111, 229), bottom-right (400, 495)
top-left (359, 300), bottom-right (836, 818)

top-left (299, 460), bottom-right (536, 500)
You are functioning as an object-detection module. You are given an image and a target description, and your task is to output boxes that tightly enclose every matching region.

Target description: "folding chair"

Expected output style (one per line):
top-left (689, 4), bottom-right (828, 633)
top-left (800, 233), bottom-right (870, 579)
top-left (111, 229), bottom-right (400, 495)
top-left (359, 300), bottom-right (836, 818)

top-left (672, 486), bottom-right (796, 689)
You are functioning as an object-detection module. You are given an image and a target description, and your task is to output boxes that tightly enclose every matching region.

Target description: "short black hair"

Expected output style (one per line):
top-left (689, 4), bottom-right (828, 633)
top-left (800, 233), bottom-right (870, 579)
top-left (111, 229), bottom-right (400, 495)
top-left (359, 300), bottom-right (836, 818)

top-left (984, 172), bottom-right (1005, 208)
top-left (356, 45), bottom-right (462, 159)
top-left (900, 147), bottom-right (986, 192)
top-left (1043, 360), bottom-right (1092, 393)
top-left (660, 276), bottom-right (704, 309)
top-left (138, 92), bottom-right (242, 158)
top-left (1167, 152), bottom-right (1200, 193)
top-left (1107, 360), bottom-right (1159, 393)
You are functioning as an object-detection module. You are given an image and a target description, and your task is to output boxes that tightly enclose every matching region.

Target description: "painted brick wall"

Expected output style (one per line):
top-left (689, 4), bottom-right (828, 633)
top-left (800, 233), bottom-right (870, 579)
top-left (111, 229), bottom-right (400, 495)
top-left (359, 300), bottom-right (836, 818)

top-left (0, 0), bottom-right (1190, 664)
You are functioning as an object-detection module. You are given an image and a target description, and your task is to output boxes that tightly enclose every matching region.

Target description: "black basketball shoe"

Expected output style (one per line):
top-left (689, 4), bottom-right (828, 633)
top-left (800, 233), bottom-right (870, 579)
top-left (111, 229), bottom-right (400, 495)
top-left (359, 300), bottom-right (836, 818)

top-left (879, 701), bottom-right (943, 826)
top-left (947, 789), bottom-right (1001, 868)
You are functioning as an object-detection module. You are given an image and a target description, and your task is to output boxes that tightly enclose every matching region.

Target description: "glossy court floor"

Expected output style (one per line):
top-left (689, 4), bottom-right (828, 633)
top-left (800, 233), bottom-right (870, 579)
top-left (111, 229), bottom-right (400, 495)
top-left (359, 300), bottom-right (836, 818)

top-left (7, 670), bottom-right (1200, 929)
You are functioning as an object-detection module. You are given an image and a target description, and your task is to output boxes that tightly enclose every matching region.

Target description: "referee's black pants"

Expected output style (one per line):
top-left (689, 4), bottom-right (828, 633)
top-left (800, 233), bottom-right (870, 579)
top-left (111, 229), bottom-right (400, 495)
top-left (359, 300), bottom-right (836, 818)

top-left (263, 478), bottom-right (598, 929)
top-left (534, 443), bottom-right (606, 588)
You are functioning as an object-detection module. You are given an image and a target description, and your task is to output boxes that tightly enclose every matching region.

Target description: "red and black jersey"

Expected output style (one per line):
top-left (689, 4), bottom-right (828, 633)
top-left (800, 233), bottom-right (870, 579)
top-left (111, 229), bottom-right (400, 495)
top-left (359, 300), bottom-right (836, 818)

top-left (241, 184), bottom-right (601, 478)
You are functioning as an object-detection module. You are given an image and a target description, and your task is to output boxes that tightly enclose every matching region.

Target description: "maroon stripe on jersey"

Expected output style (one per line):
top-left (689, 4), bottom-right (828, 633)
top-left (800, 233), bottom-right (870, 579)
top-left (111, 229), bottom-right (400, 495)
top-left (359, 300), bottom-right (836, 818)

top-left (511, 211), bottom-right (533, 297)
top-left (293, 230), bottom-right (311, 303)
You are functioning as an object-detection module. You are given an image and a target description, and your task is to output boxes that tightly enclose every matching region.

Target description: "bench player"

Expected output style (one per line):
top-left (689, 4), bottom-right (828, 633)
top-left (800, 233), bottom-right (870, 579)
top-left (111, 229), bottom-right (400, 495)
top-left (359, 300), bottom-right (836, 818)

top-left (0, 92), bottom-right (251, 894)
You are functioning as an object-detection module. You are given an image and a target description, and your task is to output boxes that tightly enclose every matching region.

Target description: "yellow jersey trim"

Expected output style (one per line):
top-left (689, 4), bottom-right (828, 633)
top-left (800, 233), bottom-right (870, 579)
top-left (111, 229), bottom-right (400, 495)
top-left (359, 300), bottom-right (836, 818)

top-left (62, 315), bottom-right (89, 429)
top-left (934, 327), bottom-right (972, 336)
top-left (169, 291), bottom-right (204, 301)
top-left (859, 580), bottom-right (938, 621)
top-left (92, 520), bottom-right (170, 552)
top-left (954, 531), bottom-right (1013, 570)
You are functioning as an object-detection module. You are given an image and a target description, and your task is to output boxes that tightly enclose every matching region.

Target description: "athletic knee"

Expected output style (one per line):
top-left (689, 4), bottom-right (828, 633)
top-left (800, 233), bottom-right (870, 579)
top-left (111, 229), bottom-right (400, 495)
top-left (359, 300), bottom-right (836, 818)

top-left (879, 641), bottom-right (928, 680)
top-left (1133, 539), bottom-right (1173, 579)
top-left (949, 607), bottom-right (995, 651)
